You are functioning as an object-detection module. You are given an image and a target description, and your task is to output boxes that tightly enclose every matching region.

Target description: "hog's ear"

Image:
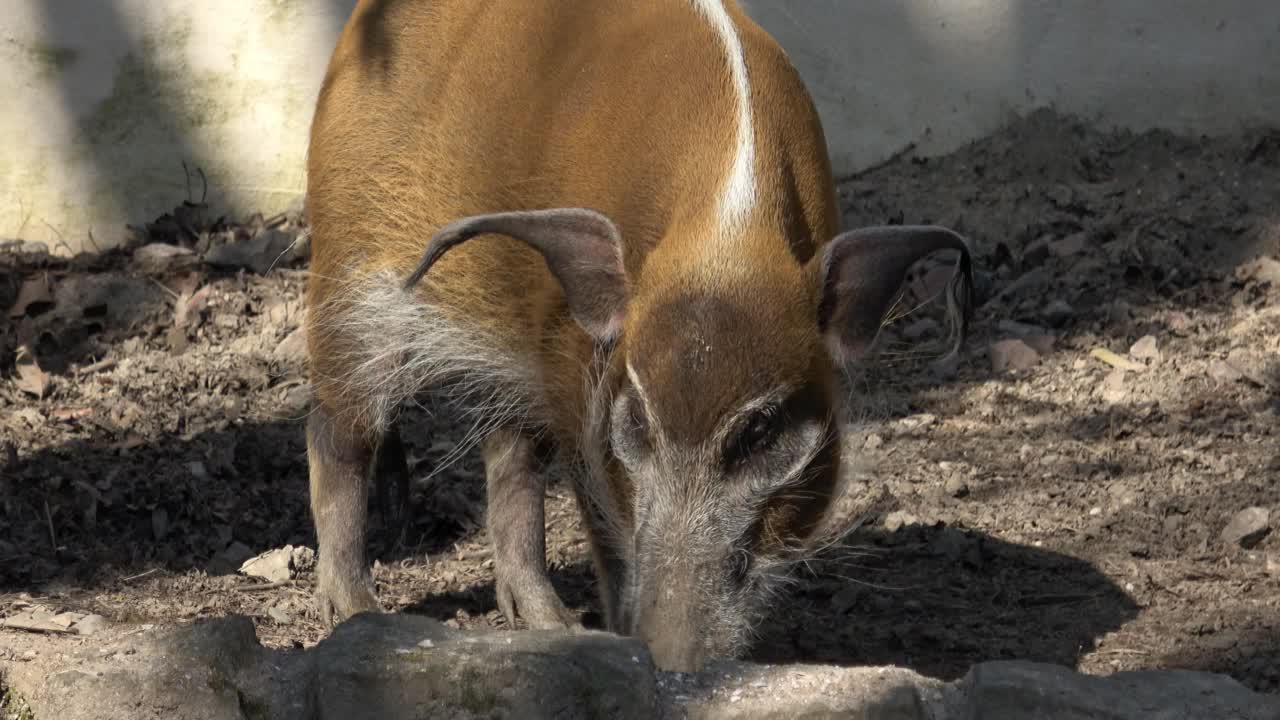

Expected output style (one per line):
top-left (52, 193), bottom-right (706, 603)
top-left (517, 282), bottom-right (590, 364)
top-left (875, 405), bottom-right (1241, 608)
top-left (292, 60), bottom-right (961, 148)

top-left (816, 225), bottom-right (974, 366)
top-left (406, 208), bottom-right (628, 341)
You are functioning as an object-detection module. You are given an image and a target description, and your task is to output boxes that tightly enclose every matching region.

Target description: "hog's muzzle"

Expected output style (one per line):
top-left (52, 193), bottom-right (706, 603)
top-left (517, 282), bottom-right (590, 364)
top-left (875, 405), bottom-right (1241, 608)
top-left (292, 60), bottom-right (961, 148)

top-left (632, 567), bottom-right (706, 672)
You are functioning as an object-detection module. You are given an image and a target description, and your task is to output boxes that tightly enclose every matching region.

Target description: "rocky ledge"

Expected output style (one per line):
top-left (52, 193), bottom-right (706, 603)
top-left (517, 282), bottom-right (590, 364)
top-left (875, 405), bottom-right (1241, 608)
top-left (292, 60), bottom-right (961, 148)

top-left (2, 614), bottom-right (1277, 719)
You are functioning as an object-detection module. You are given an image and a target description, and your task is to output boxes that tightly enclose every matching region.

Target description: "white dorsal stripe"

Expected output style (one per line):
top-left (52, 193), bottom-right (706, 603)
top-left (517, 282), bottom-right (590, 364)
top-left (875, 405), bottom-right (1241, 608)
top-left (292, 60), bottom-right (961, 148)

top-left (690, 0), bottom-right (757, 233)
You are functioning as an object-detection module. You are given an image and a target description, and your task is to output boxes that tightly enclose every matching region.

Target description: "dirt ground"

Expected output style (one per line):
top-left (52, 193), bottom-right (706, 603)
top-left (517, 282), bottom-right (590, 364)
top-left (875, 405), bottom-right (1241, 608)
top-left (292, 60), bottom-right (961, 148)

top-left (2, 110), bottom-right (1278, 695)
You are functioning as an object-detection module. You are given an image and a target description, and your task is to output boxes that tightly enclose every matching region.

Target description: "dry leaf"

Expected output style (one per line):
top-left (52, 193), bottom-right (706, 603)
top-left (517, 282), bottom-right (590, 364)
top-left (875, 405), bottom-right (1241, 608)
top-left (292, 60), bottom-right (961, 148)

top-left (175, 285), bottom-right (212, 328)
top-left (131, 243), bottom-right (198, 275)
top-left (14, 345), bottom-right (51, 399)
top-left (8, 274), bottom-right (53, 318)
top-left (165, 271), bottom-right (202, 298)
top-left (51, 407), bottom-right (93, 421)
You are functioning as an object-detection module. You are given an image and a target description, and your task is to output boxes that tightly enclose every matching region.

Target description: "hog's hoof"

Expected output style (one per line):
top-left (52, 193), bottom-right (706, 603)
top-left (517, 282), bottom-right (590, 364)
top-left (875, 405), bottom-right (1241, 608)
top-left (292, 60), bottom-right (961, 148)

top-left (316, 576), bottom-right (382, 628)
top-left (495, 576), bottom-right (580, 631)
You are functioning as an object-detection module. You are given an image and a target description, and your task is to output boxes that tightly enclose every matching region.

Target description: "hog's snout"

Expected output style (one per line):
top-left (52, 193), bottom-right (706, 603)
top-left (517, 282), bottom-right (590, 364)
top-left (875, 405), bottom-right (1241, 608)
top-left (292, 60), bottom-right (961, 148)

top-left (629, 550), bottom-right (757, 673)
top-left (632, 568), bottom-right (706, 672)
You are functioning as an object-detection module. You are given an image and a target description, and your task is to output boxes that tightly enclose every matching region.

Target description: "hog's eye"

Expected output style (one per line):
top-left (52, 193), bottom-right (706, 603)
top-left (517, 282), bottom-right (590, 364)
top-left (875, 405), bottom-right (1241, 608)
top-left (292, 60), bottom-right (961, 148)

top-left (626, 391), bottom-right (648, 435)
top-left (729, 406), bottom-right (784, 465)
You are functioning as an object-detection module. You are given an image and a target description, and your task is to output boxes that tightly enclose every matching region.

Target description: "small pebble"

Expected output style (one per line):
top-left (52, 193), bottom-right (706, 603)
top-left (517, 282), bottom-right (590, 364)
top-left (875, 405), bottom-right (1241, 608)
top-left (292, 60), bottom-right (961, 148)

top-left (1208, 359), bottom-right (1244, 383)
top-left (1042, 299), bottom-right (1075, 326)
top-left (267, 606), bottom-right (293, 625)
top-left (1128, 334), bottom-right (1161, 364)
top-left (74, 614), bottom-right (109, 637)
top-left (1221, 507), bottom-right (1271, 548)
top-left (990, 338), bottom-right (1040, 372)
top-left (883, 510), bottom-right (917, 532)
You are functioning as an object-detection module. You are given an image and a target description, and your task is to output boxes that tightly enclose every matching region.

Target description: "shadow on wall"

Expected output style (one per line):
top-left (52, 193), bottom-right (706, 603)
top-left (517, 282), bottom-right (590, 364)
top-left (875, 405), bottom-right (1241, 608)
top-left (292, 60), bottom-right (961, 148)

top-left (24, 0), bottom-right (363, 248)
top-left (33, 2), bottom-right (219, 246)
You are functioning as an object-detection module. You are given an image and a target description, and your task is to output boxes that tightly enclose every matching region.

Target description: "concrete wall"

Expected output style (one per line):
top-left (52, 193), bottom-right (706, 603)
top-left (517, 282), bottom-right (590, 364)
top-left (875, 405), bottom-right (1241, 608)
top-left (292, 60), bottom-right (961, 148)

top-left (741, 0), bottom-right (1280, 176)
top-left (0, 1), bottom-right (347, 252)
top-left (3, 1), bottom-right (1278, 253)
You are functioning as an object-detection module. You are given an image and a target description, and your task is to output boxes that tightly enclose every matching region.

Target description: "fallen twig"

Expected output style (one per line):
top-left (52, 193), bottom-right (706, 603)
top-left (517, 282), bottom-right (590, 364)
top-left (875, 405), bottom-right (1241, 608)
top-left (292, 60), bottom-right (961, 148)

top-left (78, 357), bottom-right (117, 376)
top-left (235, 580), bottom-right (294, 593)
top-left (121, 568), bottom-right (161, 583)
top-left (1090, 347), bottom-right (1146, 372)
top-left (43, 499), bottom-right (57, 551)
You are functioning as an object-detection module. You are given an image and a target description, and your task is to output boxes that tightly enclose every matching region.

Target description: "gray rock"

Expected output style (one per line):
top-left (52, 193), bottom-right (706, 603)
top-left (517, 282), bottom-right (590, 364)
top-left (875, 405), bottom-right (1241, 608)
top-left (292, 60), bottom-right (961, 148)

top-left (240, 545), bottom-right (305, 583)
top-left (1, 607), bottom-right (73, 634)
top-left (1238, 255), bottom-right (1280, 285)
top-left (1222, 507), bottom-right (1271, 548)
top-left (664, 663), bottom-right (945, 720)
top-left (204, 229), bottom-right (302, 275)
top-left (989, 338), bottom-right (1040, 372)
top-left (208, 541), bottom-right (255, 575)
top-left (312, 613), bottom-right (658, 720)
top-left (267, 606), bottom-right (294, 625)
top-left (32, 616), bottom-right (297, 720)
top-left (1129, 334), bottom-right (1161, 364)
top-left (1042, 299), bottom-right (1075, 327)
top-left (1209, 358), bottom-right (1246, 383)
top-left (1049, 232), bottom-right (1087, 257)
top-left (1099, 368), bottom-right (1130, 404)
top-left (1224, 348), bottom-right (1271, 386)
top-left (52, 275), bottom-right (166, 330)
top-left (272, 325), bottom-right (308, 364)
top-left (73, 613), bottom-right (109, 636)
top-left (996, 319), bottom-right (1048, 337)
top-left (944, 475), bottom-right (970, 498)
top-left (961, 660), bottom-right (1279, 720)
top-left (883, 510), bottom-right (917, 532)
top-left (5, 615), bottom-right (1279, 720)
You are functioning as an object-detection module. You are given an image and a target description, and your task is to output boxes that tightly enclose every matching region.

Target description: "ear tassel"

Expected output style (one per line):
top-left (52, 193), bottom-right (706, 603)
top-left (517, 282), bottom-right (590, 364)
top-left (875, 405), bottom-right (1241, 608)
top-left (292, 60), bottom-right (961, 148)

top-left (820, 224), bottom-right (976, 368)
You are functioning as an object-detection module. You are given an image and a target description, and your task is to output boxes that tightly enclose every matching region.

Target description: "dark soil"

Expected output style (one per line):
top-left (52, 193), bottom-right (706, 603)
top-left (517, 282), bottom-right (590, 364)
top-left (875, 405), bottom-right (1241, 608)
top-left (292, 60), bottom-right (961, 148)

top-left (2, 110), bottom-right (1278, 692)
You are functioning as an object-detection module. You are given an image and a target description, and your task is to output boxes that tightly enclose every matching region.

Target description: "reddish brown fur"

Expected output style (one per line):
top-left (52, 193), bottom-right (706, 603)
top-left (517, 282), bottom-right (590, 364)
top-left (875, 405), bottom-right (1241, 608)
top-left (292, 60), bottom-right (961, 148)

top-left (307, 0), bottom-right (837, 443)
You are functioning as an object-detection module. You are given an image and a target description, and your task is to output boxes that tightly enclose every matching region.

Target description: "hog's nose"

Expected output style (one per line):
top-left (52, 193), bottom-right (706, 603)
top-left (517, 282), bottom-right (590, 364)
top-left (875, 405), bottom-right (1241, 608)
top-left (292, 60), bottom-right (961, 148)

top-left (642, 624), bottom-right (704, 673)
top-left (634, 581), bottom-right (706, 672)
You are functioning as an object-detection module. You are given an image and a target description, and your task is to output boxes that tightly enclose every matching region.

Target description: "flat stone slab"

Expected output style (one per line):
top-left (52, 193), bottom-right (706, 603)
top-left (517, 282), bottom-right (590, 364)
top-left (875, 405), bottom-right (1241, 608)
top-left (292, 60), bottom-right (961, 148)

top-left (2, 614), bottom-right (1277, 719)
